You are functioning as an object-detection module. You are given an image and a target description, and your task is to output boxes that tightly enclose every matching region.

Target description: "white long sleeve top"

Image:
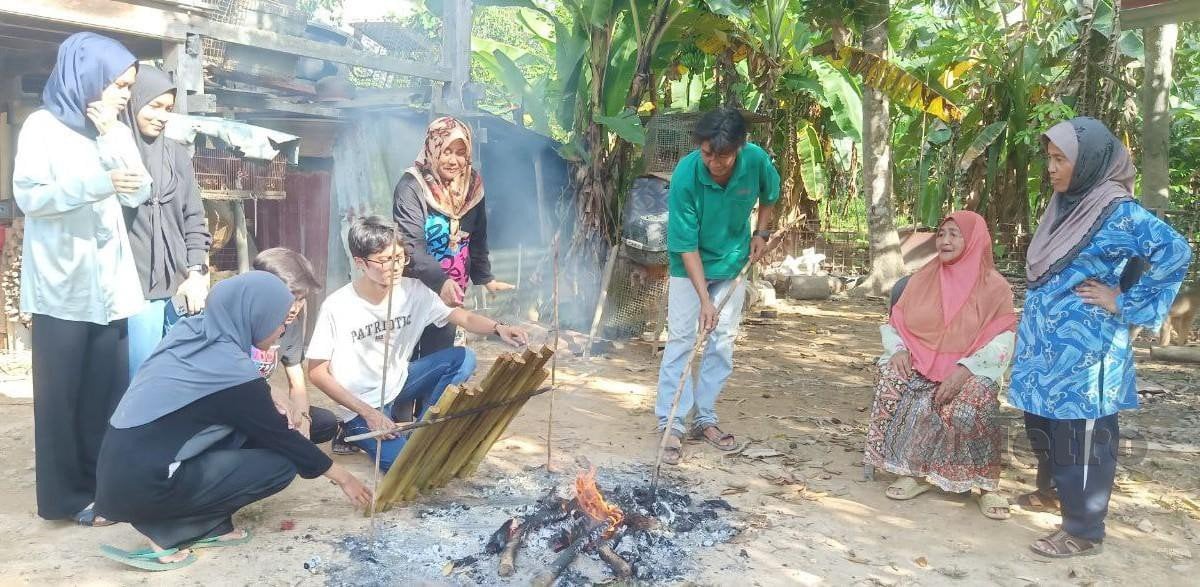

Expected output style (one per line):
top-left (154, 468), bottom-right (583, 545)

top-left (13, 109), bottom-right (153, 324)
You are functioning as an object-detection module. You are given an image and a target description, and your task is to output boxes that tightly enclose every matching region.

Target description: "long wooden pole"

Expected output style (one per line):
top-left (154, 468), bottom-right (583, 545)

top-left (367, 227), bottom-right (403, 542)
top-left (547, 235), bottom-right (560, 470)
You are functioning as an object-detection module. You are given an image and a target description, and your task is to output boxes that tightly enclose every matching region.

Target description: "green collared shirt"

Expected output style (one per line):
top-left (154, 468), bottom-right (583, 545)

top-left (666, 142), bottom-right (780, 279)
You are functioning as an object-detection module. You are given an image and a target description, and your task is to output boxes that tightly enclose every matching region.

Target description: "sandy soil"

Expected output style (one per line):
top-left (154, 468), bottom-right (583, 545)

top-left (0, 297), bottom-right (1197, 586)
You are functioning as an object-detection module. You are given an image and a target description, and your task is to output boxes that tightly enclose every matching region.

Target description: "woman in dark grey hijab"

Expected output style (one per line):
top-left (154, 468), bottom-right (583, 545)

top-left (95, 272), bottom-right (371, 571)
top-left (121, 65), bottom-right (211, 378)
top-left (1010, 117), bottom-right (1192, 558)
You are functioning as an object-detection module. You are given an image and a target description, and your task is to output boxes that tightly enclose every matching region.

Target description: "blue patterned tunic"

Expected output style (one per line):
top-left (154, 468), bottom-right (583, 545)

top-left (1009, 201), bottom-right (1192, 420)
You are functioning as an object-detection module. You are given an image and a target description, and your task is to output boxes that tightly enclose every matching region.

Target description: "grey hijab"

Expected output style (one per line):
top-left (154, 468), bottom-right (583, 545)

top-left (111, 271), bottom-right (293, 428)
top-left (1025, 117), bottom-right (1135, 288)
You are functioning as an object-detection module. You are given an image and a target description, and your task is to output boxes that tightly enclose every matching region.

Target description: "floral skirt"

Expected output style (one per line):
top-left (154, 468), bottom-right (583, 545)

top-left (863, 364), bottom-right (1002, 492)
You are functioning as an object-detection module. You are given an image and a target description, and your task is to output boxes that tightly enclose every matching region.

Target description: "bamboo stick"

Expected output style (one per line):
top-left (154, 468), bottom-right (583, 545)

top-left (439, 349), bottom-right (551, 483)
top-left (427, 361), bottom-right (531, 488)
top-left (400, 385), bottom-right (468, 500)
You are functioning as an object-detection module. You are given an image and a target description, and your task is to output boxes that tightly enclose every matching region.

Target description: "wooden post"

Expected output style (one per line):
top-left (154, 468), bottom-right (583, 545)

top-left (232, 200), bottom-right (251, 273)
top-left (162, 34), bottom-right (204, 114)
top-left (584, 244), bottom-right (619, 358)
top-left (439, 0), bottom-right (473, 112)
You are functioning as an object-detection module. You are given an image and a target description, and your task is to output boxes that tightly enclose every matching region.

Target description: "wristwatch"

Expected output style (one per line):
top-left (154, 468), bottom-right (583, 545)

top-left (492, 321), bottom-right (506, 336)
top-left (188, 264), bottom-right (209, 276)
top-left (753, 230), bottom-right (773, 239)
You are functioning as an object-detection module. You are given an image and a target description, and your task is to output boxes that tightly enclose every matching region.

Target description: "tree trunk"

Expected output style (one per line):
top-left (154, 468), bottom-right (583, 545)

top-left (1142, 23), bottom-right (1177, 214)
top-left (854, 0), bottom-right (904, 296)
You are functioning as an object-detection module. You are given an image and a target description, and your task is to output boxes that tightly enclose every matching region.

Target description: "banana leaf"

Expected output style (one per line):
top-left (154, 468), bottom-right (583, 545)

top-left (814, 41), bottom-right (963, 123)
top-left (797, 123), bottom-right (827, 201)
top-left (957, 120), bottom-right (1007, 172)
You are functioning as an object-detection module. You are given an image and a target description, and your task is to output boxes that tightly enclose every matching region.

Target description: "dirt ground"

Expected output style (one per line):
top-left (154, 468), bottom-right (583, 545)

top-left (0, 296), bottom-right (1197, 586)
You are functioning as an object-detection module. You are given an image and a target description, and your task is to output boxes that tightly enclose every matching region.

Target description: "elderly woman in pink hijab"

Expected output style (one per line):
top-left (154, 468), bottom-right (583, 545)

top-left (865, 211), bottom-right (1018, 520)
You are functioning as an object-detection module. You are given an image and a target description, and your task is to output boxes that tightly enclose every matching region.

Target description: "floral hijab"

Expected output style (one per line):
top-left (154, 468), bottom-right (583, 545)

top-left (406, 116), bottom-right (485, 242)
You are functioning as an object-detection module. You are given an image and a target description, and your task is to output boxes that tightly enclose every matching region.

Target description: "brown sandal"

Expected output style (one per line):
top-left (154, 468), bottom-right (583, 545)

top-left (1014, 490), bottom-right (1060, 513)
top-left (693, 425), bottom-right (738, 451)
top-left (1030, 529), bottom-right (1102, 558)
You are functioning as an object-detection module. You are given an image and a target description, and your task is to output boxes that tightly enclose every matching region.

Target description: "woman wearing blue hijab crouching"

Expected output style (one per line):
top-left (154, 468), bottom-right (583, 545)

top-left (13, 32), bottom-right (151, 526)
top-left (95, 272), bottom-right (372, 571)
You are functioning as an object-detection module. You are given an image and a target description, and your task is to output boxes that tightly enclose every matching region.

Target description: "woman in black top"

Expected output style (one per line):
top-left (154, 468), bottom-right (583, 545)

top-left (122, 65), bottom-right (212, 377)
top-left (393, 116), bottom-right (513, 359)
top-left (95, 272), bottom-right (371, 571)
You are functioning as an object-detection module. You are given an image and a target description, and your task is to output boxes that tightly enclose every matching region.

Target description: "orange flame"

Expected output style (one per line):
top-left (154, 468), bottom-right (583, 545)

top-left (574, 467), bottom-right (624, 536)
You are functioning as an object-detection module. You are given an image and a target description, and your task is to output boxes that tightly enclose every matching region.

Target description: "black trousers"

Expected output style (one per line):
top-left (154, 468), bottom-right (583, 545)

top-left (31, 314), bottom-right (129, 520)
top-left (133, 448), bottom-right (296, 549)
top-left (1024, 412), bottom-right (1120, 541)
top-left (308, 406), bottom-right (339, 445)
top-left (414, 322), bottom-right (456, 359)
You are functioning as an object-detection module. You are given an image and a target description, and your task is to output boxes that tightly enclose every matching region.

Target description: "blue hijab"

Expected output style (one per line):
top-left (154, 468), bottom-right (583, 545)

top-left (42, 32), bottom-right (137, 138)
top-left (111, 271), bottom-right (293, 428)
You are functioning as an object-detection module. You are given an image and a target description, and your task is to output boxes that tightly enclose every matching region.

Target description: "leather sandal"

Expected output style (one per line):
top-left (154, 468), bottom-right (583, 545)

top-left (1030, 529), bottom-right (1102, 558)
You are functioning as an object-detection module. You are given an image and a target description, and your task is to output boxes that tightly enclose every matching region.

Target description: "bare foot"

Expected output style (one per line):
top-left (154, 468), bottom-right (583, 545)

top-left (151, 543), bottom-right (191, 563)
top-left (216, 528), bottom-right (249, 542)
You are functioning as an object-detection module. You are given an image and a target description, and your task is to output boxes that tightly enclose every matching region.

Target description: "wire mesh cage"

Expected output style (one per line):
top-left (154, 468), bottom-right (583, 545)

top-left (192, 137), bottom-right (288, 200)
top-left (644, 114), bottom-right (696, 176)
top-left (785, 220), bottom-right (871, 275)
top-left (644, 110), bottom-right (771, 175)
top-left (202, 0), bottom-right (308, 68)
top-left (599, 245), bottom-right (671, 340)
top-left (350, 20), bottom-right (442, 90)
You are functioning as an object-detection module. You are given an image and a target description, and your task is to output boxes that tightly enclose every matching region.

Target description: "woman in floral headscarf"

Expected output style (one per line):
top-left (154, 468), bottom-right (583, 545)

top-left (393, 116), bottom-right (513, 359)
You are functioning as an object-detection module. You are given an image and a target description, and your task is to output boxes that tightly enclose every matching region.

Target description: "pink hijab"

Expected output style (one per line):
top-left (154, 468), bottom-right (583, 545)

top-left (891, 211), bottom-right (1018, 382)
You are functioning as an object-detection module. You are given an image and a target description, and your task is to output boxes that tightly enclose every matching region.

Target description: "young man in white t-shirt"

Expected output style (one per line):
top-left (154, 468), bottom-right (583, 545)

top-left (307, 216), bottom-right (528, 471)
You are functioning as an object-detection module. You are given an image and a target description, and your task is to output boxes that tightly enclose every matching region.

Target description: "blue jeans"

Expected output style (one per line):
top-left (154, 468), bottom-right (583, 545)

top-left (128, 299), bottom-right (183, 378)
top-left (656, 277), bottom-right (746, 434)
top-left (344, 347), bottom-right (476, 471)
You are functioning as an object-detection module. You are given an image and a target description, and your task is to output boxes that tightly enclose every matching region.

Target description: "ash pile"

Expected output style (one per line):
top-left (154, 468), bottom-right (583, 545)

top-left (324, 466), bottom-right (740, 586)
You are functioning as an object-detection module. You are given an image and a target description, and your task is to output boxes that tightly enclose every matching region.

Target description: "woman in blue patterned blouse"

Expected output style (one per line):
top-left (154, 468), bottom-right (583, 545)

top-left (1010, 117), bottom-right (1192, 558)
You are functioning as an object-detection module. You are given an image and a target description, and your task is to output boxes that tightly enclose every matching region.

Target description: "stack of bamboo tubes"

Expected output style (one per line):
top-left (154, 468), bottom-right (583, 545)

top-left (374, 346), bottom-right (555, 510)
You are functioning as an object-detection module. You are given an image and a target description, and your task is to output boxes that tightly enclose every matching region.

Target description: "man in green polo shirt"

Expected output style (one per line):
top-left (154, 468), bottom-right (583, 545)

top-left (656, 107), bottom-right (780, 465)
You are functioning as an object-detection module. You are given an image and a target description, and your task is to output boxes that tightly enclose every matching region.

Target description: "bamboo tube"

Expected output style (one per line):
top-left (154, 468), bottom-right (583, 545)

top-left (447, 348), bottom-right (550, 475)
top-left (457, 366), bottom-right (550, 479)
top-left (458, 348), bottom-right (554, 478)
top-left (399, 353), bottom-right (529, 500)
top-left (374, 385), bottom-right (461, 508)
top-left (436, 349), bottom-right (553, 485)
top-left (392, 386), bottom-right (460, 502)
top-left (408, 386), bottom-right (484, 495)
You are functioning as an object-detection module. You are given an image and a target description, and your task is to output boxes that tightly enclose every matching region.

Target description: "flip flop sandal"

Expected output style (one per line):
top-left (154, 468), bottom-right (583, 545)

top-left (978, 493), bottom-right (1011, 520)
top-left (693, 426), bottom-right (738, 451)
top-left (100, 545), bottom-right (197, 571)
top-left (1013, 490), bottom-right (1060, 513)
top-left (188, 529), bottom-right (252, 549)
top-left (1029, 529), bottom-right (1103, 559)
top-left (885, 477), bottom-right (933, 500)
top-left (75, 505), bottom-right (116, 527)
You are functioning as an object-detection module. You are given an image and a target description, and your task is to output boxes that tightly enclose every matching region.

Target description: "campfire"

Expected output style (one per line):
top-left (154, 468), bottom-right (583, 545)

top-left (331, 466), bottom-right (738, 586)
